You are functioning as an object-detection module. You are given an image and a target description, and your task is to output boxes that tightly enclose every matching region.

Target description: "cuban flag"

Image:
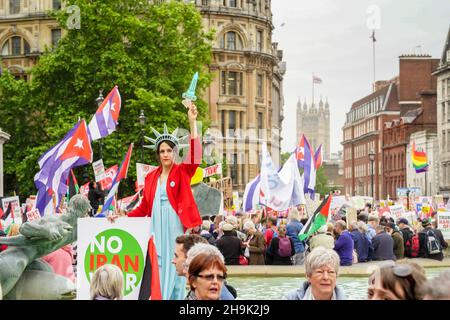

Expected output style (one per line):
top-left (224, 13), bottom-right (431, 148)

top-left (242, 175), bottom-right (261, 212)
top-left (34, 120), bottom-right (93, 216)
top-left (97, 143), bottom-right (133, 217)
top-left (88, 86), bottom-right (122, 141)
top-left (296, 134), bottom-right (306, 168)
top-left (314, 144), bottom-right (323, 169)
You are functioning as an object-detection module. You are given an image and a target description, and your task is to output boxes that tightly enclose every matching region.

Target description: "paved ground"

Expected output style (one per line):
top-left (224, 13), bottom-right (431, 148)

top-left (227, 258), bottom-right (450, 277)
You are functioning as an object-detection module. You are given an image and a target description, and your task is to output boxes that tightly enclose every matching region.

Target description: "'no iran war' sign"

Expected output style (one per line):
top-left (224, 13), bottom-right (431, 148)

top-left (77, 217), bottom-right (151, 300)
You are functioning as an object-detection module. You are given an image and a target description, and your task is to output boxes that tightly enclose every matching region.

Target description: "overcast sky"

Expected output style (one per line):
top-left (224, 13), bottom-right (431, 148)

top-left (271, 0), bottom-right (450, 154)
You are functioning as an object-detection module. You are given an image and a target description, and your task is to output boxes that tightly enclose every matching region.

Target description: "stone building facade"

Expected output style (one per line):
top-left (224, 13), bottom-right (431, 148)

top-left (195, 0), bottom-right (285, 193)
top-left (434, 26), bottom-right (450, 200)
top-left (0, 0), bottom-right (62, 79)
top-left (296, 98), bottom-right (330, 160)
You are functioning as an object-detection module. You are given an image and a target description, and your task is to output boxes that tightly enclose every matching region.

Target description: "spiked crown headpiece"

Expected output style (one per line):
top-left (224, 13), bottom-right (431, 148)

top-left (144, 123), bottom-right (189, 151)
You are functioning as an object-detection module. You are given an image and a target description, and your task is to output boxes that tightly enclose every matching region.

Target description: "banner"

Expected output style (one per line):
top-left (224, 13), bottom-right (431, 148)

top-left (99, 165), bottom-right (119, 191)
top-left (346, 207), bottom-right (358, 226)
top-left (26, 208), bottom-right (41, 222)
top-left (437, 212), bottom-right (450, 240)
top-left (203, 163), bottom-right (222, 178)
top-left (349, 196), bottom-right (366, 210)
top-left (76, 217), bottom-right (151, 300)
top-left (136, 163), bottom-right (158, 189)
top-left (330, 196), bottom-right (346, 210)
top-left (80, 182), bottom-right (90, 197)
top-left (388, 205), bottom-right (405, 221)
top-left (92, 159), bottom-right (107, 182)
top-left (232, 191), bottom-right (239, 209)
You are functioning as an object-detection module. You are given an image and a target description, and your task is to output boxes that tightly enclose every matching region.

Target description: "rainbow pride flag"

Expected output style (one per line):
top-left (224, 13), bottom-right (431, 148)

top-left (412, 142), bottom-right (429, 173)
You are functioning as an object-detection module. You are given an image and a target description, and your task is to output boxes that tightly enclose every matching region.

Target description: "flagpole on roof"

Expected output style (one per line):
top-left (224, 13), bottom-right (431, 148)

top-left (370, 29), bottom-right (377, 92)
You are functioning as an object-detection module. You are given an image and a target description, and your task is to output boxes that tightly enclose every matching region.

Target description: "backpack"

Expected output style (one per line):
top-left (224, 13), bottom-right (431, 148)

top-left (404, 232), bottom-right (419, 258)
top-left (425, 229), bottom-right (442, 255)
top-left (278, 237), bottom-right (292, 257)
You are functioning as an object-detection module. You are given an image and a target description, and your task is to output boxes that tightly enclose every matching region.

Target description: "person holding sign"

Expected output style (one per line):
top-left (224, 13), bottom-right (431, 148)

top-left (110, 102), bottom-right (202, 300)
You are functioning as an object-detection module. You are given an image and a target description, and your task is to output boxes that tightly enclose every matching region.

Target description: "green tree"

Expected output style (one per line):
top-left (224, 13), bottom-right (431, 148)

top-left (315, 167), bottom-right (331, 197)
top-left (280, 152), bottom-right (291, 166)
top-left (0, 0), bottom-right (213, 198)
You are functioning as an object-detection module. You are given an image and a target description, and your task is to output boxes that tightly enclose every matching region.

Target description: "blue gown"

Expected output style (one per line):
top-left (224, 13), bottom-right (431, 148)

top-left (150, 179), bottom-right (186, 300)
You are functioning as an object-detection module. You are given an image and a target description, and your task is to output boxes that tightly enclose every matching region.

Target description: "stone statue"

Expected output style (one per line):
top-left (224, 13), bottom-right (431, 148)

top-left (0, 194), bottom-right (91, 299)
top-left (192, 182), bottom-right (222, 217)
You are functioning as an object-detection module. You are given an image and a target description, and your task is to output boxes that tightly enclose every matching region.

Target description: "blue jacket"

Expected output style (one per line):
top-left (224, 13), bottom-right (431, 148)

top-left (334, 230), bottom-right (354, 266)
top-left (285, 281), bottom-right (347, 300)
top-left (350, 230), bottom-right (371, 262)
top-left (286, 220), bottom-right (305, 253)
top-left (372, 231), bottom-right (396, 261)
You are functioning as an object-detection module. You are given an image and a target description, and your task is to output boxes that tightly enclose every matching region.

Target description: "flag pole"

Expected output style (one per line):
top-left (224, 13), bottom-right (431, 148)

top-left (371, 30), bottom-right (376, 92)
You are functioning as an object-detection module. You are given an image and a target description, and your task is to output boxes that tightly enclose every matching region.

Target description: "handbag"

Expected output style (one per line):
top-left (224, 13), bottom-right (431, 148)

top-left (239, 255), bottom-right (248, 265)
top-left (244, 246), bottom-right (250, 258)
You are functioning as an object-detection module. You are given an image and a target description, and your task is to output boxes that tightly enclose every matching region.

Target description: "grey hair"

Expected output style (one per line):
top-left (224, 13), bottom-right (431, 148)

top-left (90, 264), bottom-right (124, 300)
top-left (305, 247), bottom-right (340, 277)
top-left (288, 208), bottom-right (300, 221)
top-left (186, 243), bottom-right (225, 268)
top-left (419, 270), bottom-right (450, 299)
top-left (357, 221), bottom-right (368, 233)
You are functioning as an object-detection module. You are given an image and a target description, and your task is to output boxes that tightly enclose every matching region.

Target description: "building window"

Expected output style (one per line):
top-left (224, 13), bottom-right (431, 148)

top-left (257, 74), bottom-right (264, 98)
top-left (221, 111), bottom-right (225, 136)
top-left (231, 153), bottom-right (238, 183)
top-left (221, 71), bottom-right (243, 96)
top-left (53, 0), bottom-right (62, 10)
top-left (258, 112), bottom-right (263, 129)
top-left (51, 29), bottom-right (62, 48)
top-left (1, 36), bottom-right (30, 56)
top-left (220, 31), bottom-right (242, 51)
top-left (256, 30), bottom-right (263, 51)
top-left (9, 0), bottom-right (20, 14)
top-left (229, 111), bottom-right (236, 131)
top-left (229, 0), bottom-right (237, 7)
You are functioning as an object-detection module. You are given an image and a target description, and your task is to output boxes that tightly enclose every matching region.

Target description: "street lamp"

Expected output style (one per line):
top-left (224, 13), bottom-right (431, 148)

top-left (96, 89), bottom-right (104, 160)
top-left (368, 149), bottom-right (376, 199)
top-left (139, 109), bottom-right (146, 163)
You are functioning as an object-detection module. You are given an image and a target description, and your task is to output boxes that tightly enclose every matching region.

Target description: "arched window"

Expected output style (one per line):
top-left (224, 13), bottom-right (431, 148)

top-left (220, 31), bottom-right (243, 51)
top-left (1, 36), bottom-right (30, 56)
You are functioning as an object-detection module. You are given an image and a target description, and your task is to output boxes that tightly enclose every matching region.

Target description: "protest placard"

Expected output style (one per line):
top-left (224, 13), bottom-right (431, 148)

top-left (136, 163), bottom-right (158, 189)
top-left (99, 165), bottom-right (119, 191)
top-left (346, 207), bottom-right (358, 226)
top-left (349, 196), bottom-right (366, 210)
top-left (437, 212), bottom-right (450, 240)
top-left (1, 196), bottom-right (20, 212)
top-left (26, 208), bottom-right (41, 222)
top-left (92, 159), bottom-right (106, 182)
top-left (330, 196), bottom-right (346, 210)
top-left (388, 205), bottom-right (405, 221)
top-left (203, 163), bottom-right (222, 178)
top-left (77, 217), bottom-right (151, 300)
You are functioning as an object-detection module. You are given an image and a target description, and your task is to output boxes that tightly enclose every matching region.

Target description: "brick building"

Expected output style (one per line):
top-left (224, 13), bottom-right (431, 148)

top-left (383, 89), bottom-right (437, 198)
top-left (343, 54), bottom-right (439, 199)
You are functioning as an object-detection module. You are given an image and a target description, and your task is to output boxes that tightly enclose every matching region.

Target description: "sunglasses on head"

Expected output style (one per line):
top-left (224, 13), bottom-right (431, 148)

top-left (379, 261), bottom-right (413, 277)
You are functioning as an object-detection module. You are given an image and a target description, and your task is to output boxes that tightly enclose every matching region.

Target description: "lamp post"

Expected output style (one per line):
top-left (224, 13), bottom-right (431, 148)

top-left (368, 149), bottom-right (376, 199)
top-left (96, 89), bottom-right (104, 160)
top-left (139, 109), bottom-right (146, 163)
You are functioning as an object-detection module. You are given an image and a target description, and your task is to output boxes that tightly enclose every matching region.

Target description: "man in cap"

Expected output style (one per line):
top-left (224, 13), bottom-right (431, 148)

top-left (215, 223), bottom-right (242, 265)
top-left (418, 218), bottom-right (448, 261)
top-left (397, 218), bottom-right (415, 258)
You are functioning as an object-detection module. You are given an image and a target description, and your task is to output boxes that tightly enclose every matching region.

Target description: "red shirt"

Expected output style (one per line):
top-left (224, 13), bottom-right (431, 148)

top-left (128, 137), bottom-right (202, 230)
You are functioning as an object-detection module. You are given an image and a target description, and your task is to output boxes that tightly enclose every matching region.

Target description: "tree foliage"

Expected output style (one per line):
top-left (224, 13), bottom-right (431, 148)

top-left (0, 0), bottom-right (213, 199)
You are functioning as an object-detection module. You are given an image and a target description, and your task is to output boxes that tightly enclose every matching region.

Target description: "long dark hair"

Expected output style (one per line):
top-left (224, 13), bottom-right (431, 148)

top-left (156, 140), bottom-right (176, 164)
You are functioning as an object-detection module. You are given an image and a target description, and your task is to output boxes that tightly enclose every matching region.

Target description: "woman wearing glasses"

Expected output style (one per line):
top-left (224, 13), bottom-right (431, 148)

top-left (186, 252), bottom-right (228, 300)
top-left (367, 261), bottom-right (427, 300)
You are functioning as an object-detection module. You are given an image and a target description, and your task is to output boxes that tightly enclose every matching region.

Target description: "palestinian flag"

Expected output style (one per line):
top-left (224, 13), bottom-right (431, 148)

top-left (298, 195), bottom-right (332, 241)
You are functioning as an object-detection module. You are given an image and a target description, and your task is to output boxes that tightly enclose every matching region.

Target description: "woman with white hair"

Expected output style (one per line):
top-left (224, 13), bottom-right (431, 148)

top-left (242, 221), bottom-right (265, 265)
top-left (285, 247), bottom-right (347, 300)
top-left (90, 264), bottom-right (124, 300)
top-left (286, 208), bottom-right (306, 265)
